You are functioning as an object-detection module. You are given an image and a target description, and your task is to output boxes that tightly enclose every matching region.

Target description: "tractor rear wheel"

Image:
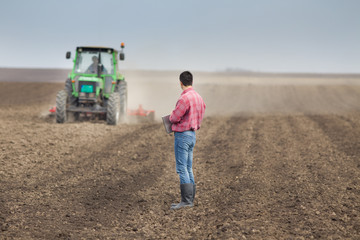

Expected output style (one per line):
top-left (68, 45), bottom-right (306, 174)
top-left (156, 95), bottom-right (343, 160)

top-left (56, 90), bottom-right (68, 123)
top-left (106, 93), bottom-right (120, 125)
top-left (118, 81), bottom-right (127, 122)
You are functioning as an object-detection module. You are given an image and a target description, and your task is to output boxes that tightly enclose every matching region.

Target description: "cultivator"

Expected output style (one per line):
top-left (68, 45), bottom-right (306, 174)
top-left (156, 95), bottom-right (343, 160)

top-left (127, 105), bottom-right (155, 122)
top-left (49, 104), bottom-right (155, 121)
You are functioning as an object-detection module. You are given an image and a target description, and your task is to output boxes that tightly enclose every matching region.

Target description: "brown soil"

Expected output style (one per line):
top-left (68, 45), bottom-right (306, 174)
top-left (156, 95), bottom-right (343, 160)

top-left (1, 70), bottom-right (360, 239)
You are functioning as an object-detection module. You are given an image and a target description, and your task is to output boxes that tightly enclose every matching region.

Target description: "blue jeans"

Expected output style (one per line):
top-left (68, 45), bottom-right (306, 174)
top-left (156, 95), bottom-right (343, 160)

top-left (174, 131), bottom-right (196, 184)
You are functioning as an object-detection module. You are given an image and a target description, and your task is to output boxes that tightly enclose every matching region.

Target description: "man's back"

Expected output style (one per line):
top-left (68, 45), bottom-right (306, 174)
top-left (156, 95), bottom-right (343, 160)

top-left (170, 87), bottom-right (206, 132)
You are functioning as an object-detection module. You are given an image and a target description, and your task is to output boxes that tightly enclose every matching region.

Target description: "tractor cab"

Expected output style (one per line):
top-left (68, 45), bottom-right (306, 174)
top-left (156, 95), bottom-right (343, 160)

top-left (74, 48), bottom-right (112, 75)
top-left (67, 46), bottom-right (124, 76)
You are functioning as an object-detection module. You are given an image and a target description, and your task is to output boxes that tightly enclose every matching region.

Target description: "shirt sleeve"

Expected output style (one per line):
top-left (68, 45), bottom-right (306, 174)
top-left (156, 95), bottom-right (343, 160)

top-left (170, 97), bottom-right (188, 123)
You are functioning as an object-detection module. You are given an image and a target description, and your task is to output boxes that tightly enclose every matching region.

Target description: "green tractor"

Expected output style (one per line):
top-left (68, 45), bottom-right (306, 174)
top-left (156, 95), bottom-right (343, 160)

top-left (56, 43), bottom-right (127, 125)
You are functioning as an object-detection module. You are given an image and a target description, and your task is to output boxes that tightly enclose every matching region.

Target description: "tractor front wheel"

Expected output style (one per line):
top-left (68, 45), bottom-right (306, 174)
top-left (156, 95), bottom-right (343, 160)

top-left (56, 90), bottom-right (68, 123)
top-left (107, 93), bottom-right (120, 125)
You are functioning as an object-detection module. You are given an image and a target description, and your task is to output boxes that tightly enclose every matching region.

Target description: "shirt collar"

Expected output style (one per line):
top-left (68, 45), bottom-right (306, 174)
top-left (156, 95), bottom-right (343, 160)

top-left (181, 87), bottom-right (193, 95)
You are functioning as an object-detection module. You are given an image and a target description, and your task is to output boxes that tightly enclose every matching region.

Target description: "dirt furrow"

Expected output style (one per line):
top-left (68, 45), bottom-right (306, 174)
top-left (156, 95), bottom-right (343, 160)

top-left (1, 121), bottom-right (171, 239)
top-left (250, 114), bottom-right (360, 239)
top-left (188, 115), bottom-right (254, 239)
top-left (190, 114), bottom-right (360, 239)
top-left (307, 114), bottom-right (360, 159)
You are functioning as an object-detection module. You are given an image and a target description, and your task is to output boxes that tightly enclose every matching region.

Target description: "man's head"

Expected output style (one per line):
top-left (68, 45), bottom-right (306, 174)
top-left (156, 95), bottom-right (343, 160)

top-left (179, 71), bottom-right (193, 87)
top-left (92, 56), bottom-right (98, 63)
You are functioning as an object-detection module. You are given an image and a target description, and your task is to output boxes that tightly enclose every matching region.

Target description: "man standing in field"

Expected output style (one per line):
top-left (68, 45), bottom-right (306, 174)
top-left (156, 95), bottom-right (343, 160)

top-left (170, 71), bottom-right (206, 210)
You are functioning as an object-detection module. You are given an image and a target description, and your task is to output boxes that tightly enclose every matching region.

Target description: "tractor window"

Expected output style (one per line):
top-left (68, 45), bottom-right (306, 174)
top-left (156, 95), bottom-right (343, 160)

top-left (74, 51), bottom-right (114, 75)
top-left (100, 52), bottom-right (114, 75)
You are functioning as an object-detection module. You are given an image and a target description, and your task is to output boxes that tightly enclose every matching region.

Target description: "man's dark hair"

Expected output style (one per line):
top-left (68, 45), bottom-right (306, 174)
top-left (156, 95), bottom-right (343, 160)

top-left (179, 71), bottom-right (193, 86)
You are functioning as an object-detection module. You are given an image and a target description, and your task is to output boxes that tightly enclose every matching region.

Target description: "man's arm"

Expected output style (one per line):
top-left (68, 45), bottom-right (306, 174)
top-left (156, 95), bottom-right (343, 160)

top-left (170, 98), bottom-right (188, 123)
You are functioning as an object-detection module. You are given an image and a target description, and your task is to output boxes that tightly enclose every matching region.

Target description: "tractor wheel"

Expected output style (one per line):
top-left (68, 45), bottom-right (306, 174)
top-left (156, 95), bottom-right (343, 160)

top-left (118, 81), bottom-right (128, 122)
top-left (56, 90), bottom-right (68, 123)
top-left (106, 93), bottom-right (120, 125)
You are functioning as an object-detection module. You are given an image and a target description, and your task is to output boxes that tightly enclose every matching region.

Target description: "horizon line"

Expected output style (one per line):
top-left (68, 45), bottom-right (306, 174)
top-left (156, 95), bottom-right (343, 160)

top-left (0, 66), bottom-right (359, 76)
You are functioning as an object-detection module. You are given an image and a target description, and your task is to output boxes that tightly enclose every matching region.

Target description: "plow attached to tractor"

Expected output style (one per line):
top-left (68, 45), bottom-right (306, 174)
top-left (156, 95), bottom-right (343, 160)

top-left (127, 105), bottom-right (155, 122)
top-left (49, 104), bottom-right (155, 122)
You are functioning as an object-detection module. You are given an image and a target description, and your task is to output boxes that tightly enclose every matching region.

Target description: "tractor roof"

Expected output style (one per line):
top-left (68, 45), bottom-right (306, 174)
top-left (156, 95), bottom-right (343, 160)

top-left (77, 46), bottom-right (118, 53)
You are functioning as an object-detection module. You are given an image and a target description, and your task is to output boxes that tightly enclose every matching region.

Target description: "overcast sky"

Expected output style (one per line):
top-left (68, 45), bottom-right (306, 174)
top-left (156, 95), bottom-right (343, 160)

top-left (0, 0), bottom-right (359, 73)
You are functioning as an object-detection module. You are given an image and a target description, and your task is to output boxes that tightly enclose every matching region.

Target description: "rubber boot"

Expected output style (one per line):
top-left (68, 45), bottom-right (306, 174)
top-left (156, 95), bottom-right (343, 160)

top-left (172, 183), bottom-right (196, 207)
top-left (170, 183), bottom-right (193, 210)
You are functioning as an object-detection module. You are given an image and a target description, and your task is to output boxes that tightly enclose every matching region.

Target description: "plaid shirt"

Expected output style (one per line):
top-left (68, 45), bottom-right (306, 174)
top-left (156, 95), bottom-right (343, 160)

top-left (170, 87), bottom-right (206, 132)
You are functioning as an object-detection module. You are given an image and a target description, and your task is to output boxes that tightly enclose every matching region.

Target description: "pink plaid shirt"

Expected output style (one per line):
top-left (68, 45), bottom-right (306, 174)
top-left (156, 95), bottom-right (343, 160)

top-left (170, 87), bottom-right (206, 132)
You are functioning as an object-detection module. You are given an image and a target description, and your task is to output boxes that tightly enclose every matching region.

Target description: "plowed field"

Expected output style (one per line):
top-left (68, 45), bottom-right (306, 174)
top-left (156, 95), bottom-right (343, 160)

top-left (1, 69), bottom-right (360, 239)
